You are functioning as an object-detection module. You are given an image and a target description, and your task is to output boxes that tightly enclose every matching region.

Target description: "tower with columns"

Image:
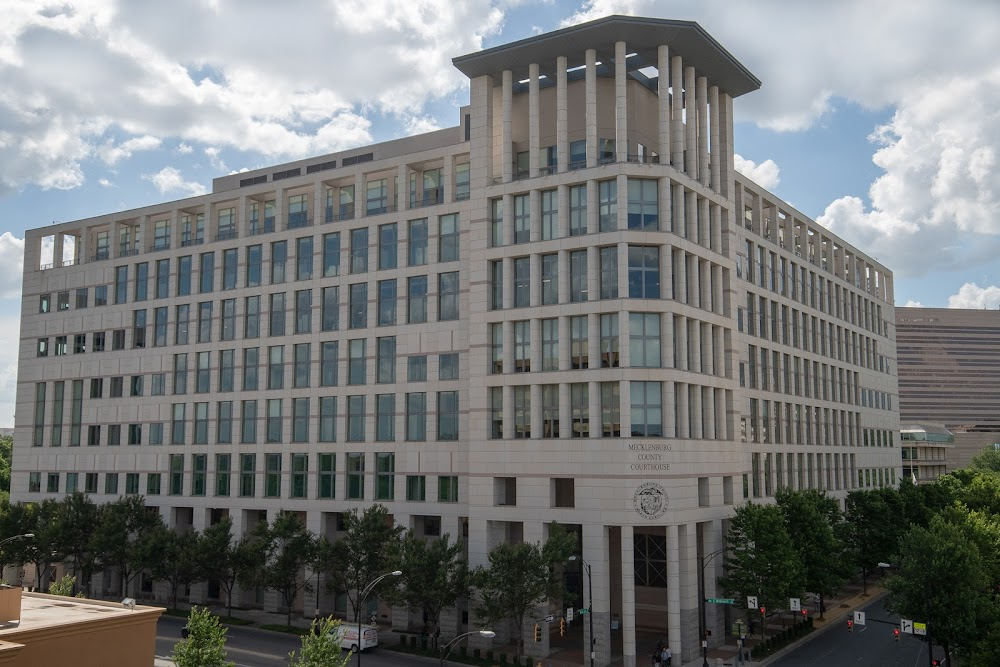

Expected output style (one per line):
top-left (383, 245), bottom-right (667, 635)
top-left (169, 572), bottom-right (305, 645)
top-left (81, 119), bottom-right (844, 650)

top-left (14, 16), bottom-right (899, 667)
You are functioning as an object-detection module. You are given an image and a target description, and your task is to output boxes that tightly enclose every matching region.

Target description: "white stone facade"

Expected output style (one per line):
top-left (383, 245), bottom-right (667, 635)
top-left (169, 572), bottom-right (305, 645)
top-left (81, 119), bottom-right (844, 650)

top-left (13, 16), bottom-right (900, 666)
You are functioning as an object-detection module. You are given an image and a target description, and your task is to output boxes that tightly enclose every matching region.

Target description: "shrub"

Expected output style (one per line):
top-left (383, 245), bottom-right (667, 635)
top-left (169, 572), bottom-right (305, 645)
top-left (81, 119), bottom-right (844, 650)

top-left (172, 607), bottom-right (234, 667)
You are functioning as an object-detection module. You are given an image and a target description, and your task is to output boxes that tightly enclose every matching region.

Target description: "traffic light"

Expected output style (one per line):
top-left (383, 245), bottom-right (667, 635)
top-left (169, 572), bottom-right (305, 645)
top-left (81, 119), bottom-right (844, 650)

top-left (847, 619), bottom-right (854, 634)
top-left (893, 628), bottom-right (900, 642)
top-left (801, 609), bottom-right (808, 618)
top-left (932, 660), bottom-right (941, 666)
top-left (533, 624), bottom-right (541, 642)
top-left (759, 606), bottom-right (766, 616)
top-left (559, 618), bottom-right (566, 636)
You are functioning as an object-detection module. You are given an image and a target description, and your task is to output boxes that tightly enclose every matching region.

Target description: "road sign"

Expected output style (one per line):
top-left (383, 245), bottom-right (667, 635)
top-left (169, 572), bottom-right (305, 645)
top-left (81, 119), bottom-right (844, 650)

top-left (707, 598), bottom-right (735, 605)
top-left (914, 622), bottom-right (927, 636)
top-left (733, 619), bottom-right (746, 637)
top-left (566, 608), bottom-right (574, 623)
top-left (747, 595), bottom-right (758, 609)
top-left (900, 619), bottom-right (914, 634)
top-left (789, 597), bottom-right (801, 612)
top-left (853, 611), bottom-right (866, 626)
top-left (578, 608), bottom-right (589, 615)
top-left (543, 614), bottom-right (554, 623)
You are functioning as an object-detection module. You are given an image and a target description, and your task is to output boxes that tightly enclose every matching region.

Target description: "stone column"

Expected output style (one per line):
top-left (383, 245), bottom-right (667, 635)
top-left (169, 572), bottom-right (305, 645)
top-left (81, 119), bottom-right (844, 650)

top-left (621, 525), bottom-right (637, 667)
top-left (679, 524), bottom-right (700, 662)
top-left (556, 56), bottom-right (568, 173)
top-left (709, 85), bottom-right (721, 193)
top-left (529, 63), bottom-right (540, 178)
top-left (502, 69), bottom-right (513, 182)
top-left (583, 524), bottom-right (612, 666)
top-left (670, 56), bottom-right (684, 170)
top-left (666, 524), bottom-right (682, 660)
top-left (697, 76), bottom-right (710, 186)
top-left (585, 49), bottom-right (598, 168)
top-left (684, 66), bottom-right (697, 178)
top-left (658, 45), bottom-right (671, 161)
top-left (615, 41), bottom-right (628, 162)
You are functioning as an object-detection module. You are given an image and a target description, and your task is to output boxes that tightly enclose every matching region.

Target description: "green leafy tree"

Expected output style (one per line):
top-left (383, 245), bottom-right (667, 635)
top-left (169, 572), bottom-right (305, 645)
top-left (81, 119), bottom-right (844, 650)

top-left (172, 606), bottom-right (235, 667)
top-left (885, 515), bottom-right (994, 665)
top-left (970, 446), bottom-right (1000, 473)
top-left (844, 489), bottom-right (898, 593)
top-left (55, 492), bottom-right (99, 596)
top-left (26, 499), bottom-right (65, 592)
top-left (200, 517), bottom-right (254, 618)
top-left (251, 511), bottom-right (318, 627)
top-left (150, 527), bottom-right (205, 610)
top-left (288, 616), bottom-right (351, 667)
top-left (473, 523), bottom-right (576, 657)
top-left (48, 574), bottom-right (80, 597)
top-left (321, 505), bottom-right (404, 632)
top-left (775, 489), bottom-right (846, 619)
top-left (0, 435), bottom-right (11, 494)
top-left (718, 503), bottom-right (804, 636)
top-left (91, 496), bottom-right (163, 597)
top-left (396, 532), bottom-right (469, 645)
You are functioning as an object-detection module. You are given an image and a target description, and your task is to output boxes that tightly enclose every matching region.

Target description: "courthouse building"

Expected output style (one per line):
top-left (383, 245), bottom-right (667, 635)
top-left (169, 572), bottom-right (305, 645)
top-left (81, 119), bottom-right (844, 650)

top-left (13, 15), bottom-right (900, 665)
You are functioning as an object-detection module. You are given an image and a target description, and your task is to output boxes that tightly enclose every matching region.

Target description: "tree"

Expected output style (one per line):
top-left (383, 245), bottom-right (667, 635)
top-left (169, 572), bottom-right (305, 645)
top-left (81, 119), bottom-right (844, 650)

top-left (200, 517), bottom-right (255, 619)
top-left (775, 489), bottom-right (846, 619)
top-left (48, 574), bottom-right (81, 597)
top-left (321, 505), bottom-right (404, 631)
top-left (473, 523), bottom-right (576, 657)
top-left (885, 515), bottom-right (994, 665)
top-left (844, 490), bottom-right (898, 594)
top-left (0, 434), bottom-right (11, 494)
top-left (251, 511), bottom-right (318, 627)
top-left (970, 446), bottom-right (1000, 473)
top-left (718, 503), bottom-right (804, 637)
top-left (55, 492), bottom-right (99, 596)
top-left (90, 496), bottom-right (163, 597)
top-left (172, 606), bottom-right (235, 667)
top-left (396, 532), bottom-right (469, 646)
top-left (25, 499), bottom-right (65, 592)
top-left (150, 527), bottom-right (205, 610)
top-left (288, 616), bottom-right (351, 667)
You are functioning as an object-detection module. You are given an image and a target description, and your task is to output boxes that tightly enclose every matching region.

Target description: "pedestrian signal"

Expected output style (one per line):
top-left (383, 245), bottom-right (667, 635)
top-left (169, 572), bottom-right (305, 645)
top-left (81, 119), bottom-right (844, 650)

top-left (893, 628), bottom-right (900, 642)
top-left (559, 618), bottom-right (566, 636)
top-left (847, 619), bottom-right (854, 633)
top-left (533, 623), bottom-right (541, 642)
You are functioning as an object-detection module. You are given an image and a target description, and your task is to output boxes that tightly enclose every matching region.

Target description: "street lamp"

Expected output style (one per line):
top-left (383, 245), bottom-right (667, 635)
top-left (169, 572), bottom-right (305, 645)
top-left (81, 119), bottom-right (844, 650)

top-left (699, 548), bottom-right (728, 667)
top-left (568, 555), bottom-right (595, 667)
top-left (355, 570), bottom-right (401, 666)
top-left (439, 629), bottom-right (495, 666)
top-left (0, 534), bottom-right (33, 550)
top-left (879, 561), bottom-right (936, 667)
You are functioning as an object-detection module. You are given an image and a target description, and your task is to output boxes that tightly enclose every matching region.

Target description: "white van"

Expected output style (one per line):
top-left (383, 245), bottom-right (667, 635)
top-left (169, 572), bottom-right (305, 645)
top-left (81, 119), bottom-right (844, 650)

top-left (331, 624), bottom-right (379, 652)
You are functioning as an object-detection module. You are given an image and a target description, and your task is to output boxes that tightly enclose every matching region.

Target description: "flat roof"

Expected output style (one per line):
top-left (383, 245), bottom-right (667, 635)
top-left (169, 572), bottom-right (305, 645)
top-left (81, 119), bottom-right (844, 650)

top-left (453, 15), bottom-right (760, 98)
top-left (0, 592), bottom-right (161, 635)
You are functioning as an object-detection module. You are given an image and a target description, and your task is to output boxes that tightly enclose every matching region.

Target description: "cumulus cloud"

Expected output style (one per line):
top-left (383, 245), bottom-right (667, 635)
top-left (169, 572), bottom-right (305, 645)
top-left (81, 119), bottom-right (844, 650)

top-left (734, 154), bottom-right (780, 190)
top-left (204, 146), bottom-right (226, 172)
top-left (0, 233), bottom-right (24, 298)
top-left (98, 177), bottom-right (112, 187)
top-left (142, 167), bottom-right (207, 196)
top-left (947, 283), bottom-right (1000, 309)
top-left (175, 143), bottom-right (193, 154)
top-left (0, 0), bottom-right (504, 194)
top-left (903, 300), bottom-right (923, 307)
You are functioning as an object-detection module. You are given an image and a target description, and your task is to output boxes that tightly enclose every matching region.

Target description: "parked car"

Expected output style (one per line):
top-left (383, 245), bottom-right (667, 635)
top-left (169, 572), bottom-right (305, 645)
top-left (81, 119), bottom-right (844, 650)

top-left (331, 624), bottom-right (378, 652)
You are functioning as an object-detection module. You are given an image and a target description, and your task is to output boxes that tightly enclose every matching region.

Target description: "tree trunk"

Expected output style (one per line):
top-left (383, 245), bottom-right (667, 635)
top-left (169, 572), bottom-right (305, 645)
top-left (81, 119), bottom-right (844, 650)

top-left (819, 592), bottom-right (825, 620)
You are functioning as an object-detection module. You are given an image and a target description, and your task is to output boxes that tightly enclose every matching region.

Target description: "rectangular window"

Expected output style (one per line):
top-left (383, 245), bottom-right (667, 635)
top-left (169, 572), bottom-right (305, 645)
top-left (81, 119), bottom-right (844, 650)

top-left (375, 452), bottom-right (395, 500)
top-left (215, 454), bottom-right (231, 497)
top-left (243, 347), bottom-right (259, 391)
top-left (197, 301), bottom-right (212, 343)
top-left (196, 351), bottom-right (211, 393)
top-left (408, 276), bottom-right (428, 324)
top-left (319, 397), bottom-right (337, 443)
top-left (241, 400), bottom-right (257, 443)
top-left (406, 475), bottom-right (426, 501)
top-left (629, 313), bottom-right (661, 368)
top-left (437, 390), bottom-right (458, 440)
top-left (296, 236), bottom-right (313, 280)
top-left (115, 266), bottom-right (128, 304)
top-left (146, 474), bottom-right (160, 496)
top-left (438, 271), bottom-right (459, 321)
top-left (153, 307), bottom-right (168, 347)
top-left (439, 214), bottom-right (459, 262)
top-left (111, 330), bottom-right (125, 350)
top-left (542, 384), bottom-right (559, 437)
top-left (295, 289), bottom-right (312, 334)
top-left (239, 453), bottom-right (256, 497)
top-left (377, 279), bottom-right (396, 326)
top-left (366, 178), bottom-right (388, 215)
top-left (244, 295), bottom-right (260, 338)
top-left (630, 381), bottom-right (663, 437)
top-left (513, 257), bottom-right (530, 308)
top-left (488, 387), bottom-right (503, 438)
top-left (571, 383), bottom-right (589, 437)
top-left (268, 345), bottom-right (284, 390)
top-left (541, 254), bottom-right (558, 305)
top-left (154, 260), bottom-right (169, 299)
top-left (320, 341), bottom-right (339, 387)
top-left (322, 286), bottom-right (340, 331)
top-left (350, 227), bottom-right (368, 274)
top-left (292, 397), bottom-right (309, 443)
top-left (627, 178), bottom-right (658, 229)
top-left (169, 454), bottom-right (184, 495)
top-left (540, 190), bottom-right (557, 240)
top-left (171, 403), bottom-right (186, 444)
top-left (125, 473), bottom-right (139, 495)
top-left (570, 250), bottom-right (588, 302)
top-left (271, 240), bottom-right (287, 284)
top-left (269, 292), bottom-right (286, 336)
top-left (542, 318), bottom-right (559, 371)
top-left (408, 355), bottom-right (427, 382)
top-left (376, 337), bottom-right (396, 383)
top-left (292, 343), bottom-right (311, 388)
top-left (348, 339), bottom-right (366, 385)
top-left (95, 285), bottom-right (108, 306)
top-left (217, 400), bottom-right (233, 444)
top-left (290, 453), bottom-right (308, 499)
top-left (222, 248), bottom-right (238, 290)
top-left (199, 252), bottom-right (215, 293)
top-left (265, 453), bottom-right (281, 497)
top-left (570, 184), bottom-right (587, 236)
top-left (455, 162), bottom-right (470, 201)
top-left (513, 386), bottom-right (530, 438)
top-left (76, 287), bottom-right (90, 309)
top-left (628, 246), bottom-right (660, 298)
top-left (132, 310), bottom-right (147, 348)
top-left (408, 219), bottom-right (428, 266)
top-left (266, 398), bottom-right (282, 443)
top-left (376, 394), bottom-right (395, 442)
top-left (192, 454), bottom-right (207, 496)
top-left (600, 313), bottom-right (619, 368)
top-left (246, 245), bottom-right (262, 287)
top-left (598, 179), bottom-right (617, 231)
top-left (513, 194), bottom-right (529, 243)
top-left (600, 247), bottom-right (618, 299)
top-left (439, 353), bottom-right (459, 380)
top-left (438, 476), bottom-right (458, 502)
top-left (490, 260), bottom-right (503, 310)
top-left (571, 315), bottom-right (589, 369)
top-left (134, 262), bottom-right (148, 301)
top-left (177, 256), bottom-right (192, 296)
top-left (514, 320), bottom-right (530, 372)
top-left (104, 473), bottom-right (118, 495)
top-left (174, 304), bottom-right (190, 345)
top-left (349, 283), bottom-right (367, 328)
top-left (74, 333), bottom-right (86, 354)
top-left (173, 353), bottom-right (188, 395)
top-left (323, 232), bottom-right (341, 277)
top-left (406, 392), bottom-right (426, 441)
top-left (378, 223), bottom-right (397, 270)
top-left (288, 194), bottom-right (309, 228)
top-left (318, 453), bottom-right (335, 499)
top-left (601, 381), bottom-right (621, 437)
top-left (346, 453), bottom-right (365, 499)
top-left (347, 395), bottom-right (365, 442)
top-left (489, 198), bottom-right (503, 248)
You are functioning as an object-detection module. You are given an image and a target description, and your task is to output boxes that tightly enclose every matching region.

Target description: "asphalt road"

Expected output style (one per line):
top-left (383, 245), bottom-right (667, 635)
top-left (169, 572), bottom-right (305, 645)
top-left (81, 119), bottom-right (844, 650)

top-left (156, 614), bottom-right (441, 667)
top-left (770, 598), bottom-right (945, 667)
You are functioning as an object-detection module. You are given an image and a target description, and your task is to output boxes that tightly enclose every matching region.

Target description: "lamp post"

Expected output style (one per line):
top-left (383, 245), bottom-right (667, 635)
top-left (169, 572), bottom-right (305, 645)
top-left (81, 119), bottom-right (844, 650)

top-left (439, 629), bottom-right (495, 666)
top-left (355, 570), bottom-right (401, 666)
top-left (879, 561), bottom-right (934, 667)
top-left (568, 555), bottom-right (595, 667)
top-left (0, 534), bottom-right (33, 551)
top-left (699, 548), bottom-right (728, 667)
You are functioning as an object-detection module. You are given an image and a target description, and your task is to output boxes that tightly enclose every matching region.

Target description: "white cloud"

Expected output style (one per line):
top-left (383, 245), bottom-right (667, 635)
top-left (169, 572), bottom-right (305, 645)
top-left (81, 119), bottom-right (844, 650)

top-left (175, 143), bottom-right (193, 154)
top-left (0, 233), bottom-right (23, 298)
top-left (903, 300), bottom-right (923, 308)
top-left (142, 166), bottom-right (207, 197)
top-left (947, 283), bottom-right (1000, 309)
top-left (98, 177), bottom-right (112, 187)
top-left (0, 0), bottom-right (504, 194)
top-left (204, 146), bottom-right (226, 172)
top-left (734, 154), bottom-right (780, 190)
top-left (96, 134), bottom-right (161, 165)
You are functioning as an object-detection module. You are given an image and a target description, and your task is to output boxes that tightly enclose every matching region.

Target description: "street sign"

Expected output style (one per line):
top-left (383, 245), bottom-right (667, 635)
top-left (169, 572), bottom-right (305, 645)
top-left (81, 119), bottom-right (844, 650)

top-left (789, 597), bottom-right (801, 612)
top-left (566, 608), bottom-right (574, 623)
top-left (914, 622), bottom-right (927, 636)
top-left (733, 619), bottom-right (746, 637)
top-left (747, 596), bottom-right (758, 609)
top-left (707, 598), bottom-right (735, 605)
top-left (543, 614), bottom-right (554, 623)
top-left (578, 608), bottom-right (589, 615)
top-left (900, 619), bottom-right (914, 634)
top-left (854, 611), bottom-right (866, 626)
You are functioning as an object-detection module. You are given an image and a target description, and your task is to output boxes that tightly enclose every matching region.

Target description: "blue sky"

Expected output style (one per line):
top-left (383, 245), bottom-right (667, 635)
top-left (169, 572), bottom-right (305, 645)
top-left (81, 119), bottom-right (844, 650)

top-left (0, 0), bottom-right (998, 427)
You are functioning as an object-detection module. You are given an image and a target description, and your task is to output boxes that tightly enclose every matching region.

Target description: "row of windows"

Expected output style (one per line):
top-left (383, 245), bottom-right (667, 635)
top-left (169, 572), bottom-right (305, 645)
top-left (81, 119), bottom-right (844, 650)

top-left (740, 396), bottom-right (894, 449)
top-left (25, 455), bottom-right (460, 503)
top-left (743, 450), bottom-right (895, 498)
top-left (37, 216), bottom-right (461, 313)
top-left (32, 390), bottom-right (461, 447)
top-left (741, 345), bottom-right (871, 408)
top-left (740, 291), bottom-right (891, 374)
top-left (738, 237), bottom-right (891, 339)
